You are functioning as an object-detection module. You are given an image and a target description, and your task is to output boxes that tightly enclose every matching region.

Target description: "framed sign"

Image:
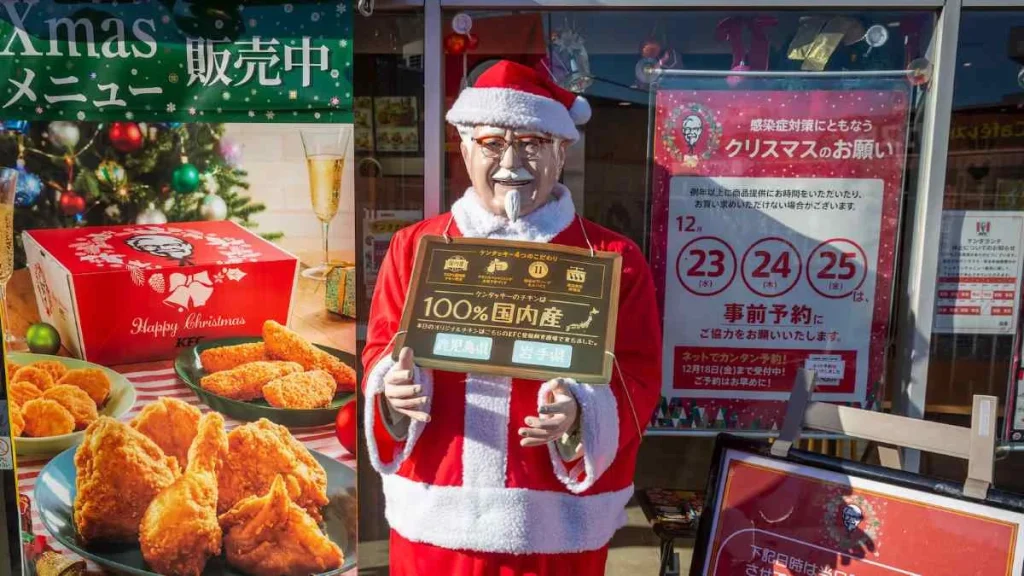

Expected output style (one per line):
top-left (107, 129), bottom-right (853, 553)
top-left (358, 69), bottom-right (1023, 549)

top-left (394, 236), bottom-right (622, 383)
top-left (692, 436), bottom-right (1024, 576)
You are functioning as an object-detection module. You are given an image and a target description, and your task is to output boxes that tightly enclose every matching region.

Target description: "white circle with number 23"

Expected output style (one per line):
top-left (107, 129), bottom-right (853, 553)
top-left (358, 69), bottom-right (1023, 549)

top-left (676, 236), bottom-right (736, 296)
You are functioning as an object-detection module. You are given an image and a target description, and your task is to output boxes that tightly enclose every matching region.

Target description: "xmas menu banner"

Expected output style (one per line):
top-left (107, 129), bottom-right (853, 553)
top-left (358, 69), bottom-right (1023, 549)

top-left (649, 84), bottom-right (910, 432)
top-left (0, 0), bottom-right (353, 123)
top-left (695, 449), bottom-right (1024, 575)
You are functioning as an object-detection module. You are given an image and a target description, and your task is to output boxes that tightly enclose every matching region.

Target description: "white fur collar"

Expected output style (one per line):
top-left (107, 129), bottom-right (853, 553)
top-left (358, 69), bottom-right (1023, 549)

top-left (451, 184), bottom-right (577, 243)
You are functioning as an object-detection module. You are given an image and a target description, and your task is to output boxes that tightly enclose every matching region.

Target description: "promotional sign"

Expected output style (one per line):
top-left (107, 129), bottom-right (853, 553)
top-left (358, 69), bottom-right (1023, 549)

top-left (693, 441), bottom-right (1024, 575)
top-left (0, 1), bottom-right (353, 122)
top-left (650, 86), bottom-right (910, 431)
top-left (934, 211), bottom-right (1024, 335)
top-left (395, 236), bottom-right (621, 383)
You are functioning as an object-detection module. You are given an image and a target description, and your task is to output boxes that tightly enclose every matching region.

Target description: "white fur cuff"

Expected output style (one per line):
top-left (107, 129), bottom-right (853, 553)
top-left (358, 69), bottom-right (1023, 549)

top-left (363, 354), bottom-right (433, 475)
top-left (540, 378), bottom-right (619, 494)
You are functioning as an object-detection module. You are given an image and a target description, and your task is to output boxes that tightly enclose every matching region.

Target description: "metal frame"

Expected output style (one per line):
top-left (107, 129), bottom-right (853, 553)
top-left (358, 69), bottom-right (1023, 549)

top-left (415, 0), bottom-right (1016, 470)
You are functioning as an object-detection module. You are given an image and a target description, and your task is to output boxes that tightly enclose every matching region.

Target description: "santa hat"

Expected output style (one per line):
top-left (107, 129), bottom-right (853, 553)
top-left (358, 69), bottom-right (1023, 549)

top-left (446, 60), bottom-right (591, 142)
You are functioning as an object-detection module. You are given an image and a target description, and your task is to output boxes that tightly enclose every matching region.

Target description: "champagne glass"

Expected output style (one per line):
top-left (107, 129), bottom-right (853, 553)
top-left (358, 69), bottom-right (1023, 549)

top-left (301, 127), bottom-right (352, 280)
top-left (0, 168), bottom-right (23, 352)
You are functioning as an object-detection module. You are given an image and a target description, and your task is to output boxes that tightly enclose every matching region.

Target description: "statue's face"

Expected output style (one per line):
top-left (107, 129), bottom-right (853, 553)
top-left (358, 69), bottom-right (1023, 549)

top-left (127, 234), bottom-right (194, 260)
top-left (460, 125), bottom-right (567, 221)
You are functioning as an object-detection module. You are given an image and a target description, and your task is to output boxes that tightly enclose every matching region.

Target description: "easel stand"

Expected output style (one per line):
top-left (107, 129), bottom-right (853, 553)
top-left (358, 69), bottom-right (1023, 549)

top-left (772, 369), bottom-right (998, 500)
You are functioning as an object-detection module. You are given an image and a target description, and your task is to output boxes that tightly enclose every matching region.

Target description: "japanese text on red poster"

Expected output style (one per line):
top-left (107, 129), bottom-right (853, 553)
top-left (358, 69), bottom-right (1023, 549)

top-left (934, 211), bottom-right (1024, 335)
top-left (650, 88), bottom-right (909, 431)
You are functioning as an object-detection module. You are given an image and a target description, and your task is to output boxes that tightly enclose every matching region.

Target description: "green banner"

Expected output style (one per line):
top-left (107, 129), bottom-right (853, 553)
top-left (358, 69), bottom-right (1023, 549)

top-left (0, 1), bottom-right (352, 123)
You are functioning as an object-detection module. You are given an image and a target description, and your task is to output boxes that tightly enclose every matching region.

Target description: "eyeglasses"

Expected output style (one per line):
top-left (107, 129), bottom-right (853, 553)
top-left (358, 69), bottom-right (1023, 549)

top-left (472, 135), bottom-right (553, 160)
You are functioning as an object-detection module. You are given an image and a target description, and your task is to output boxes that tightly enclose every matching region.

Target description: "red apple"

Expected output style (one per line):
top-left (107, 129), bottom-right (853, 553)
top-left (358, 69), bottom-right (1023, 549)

top-left (335, 401), bottom-right (358, 455)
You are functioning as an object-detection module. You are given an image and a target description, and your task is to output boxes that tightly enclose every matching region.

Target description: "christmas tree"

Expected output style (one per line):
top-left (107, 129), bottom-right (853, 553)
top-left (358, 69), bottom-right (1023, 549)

top-left (0, 120), bottom-right (281, 268)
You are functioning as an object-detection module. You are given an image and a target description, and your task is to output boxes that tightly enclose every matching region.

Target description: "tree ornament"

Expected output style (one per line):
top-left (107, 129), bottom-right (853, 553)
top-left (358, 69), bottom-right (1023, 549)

top-left (14, 160), bottom-right (42, 208)
top-left (548, 25), bottom-right (593, 93)
top-left (335, 401), bottom-right (357, 455)
top-left (444, 32), bottom-right (468, 55)
top-left (172, 159), bottom-right (201, 194)
top-left (199, 191), bottom-right (228, 220)
top-left (59, 190), bottom-right (86, 216)
top-left (47, 121), bottom-right (80, 149)
top-left (26, 322), bottom-right (61, 355)
top-left (640, 38), bottom-right (662, 60)
top-left (108, 121), bottom-right (144, 153)
top-left (96, 160), bottom-right (127, 188)
top-left (218, 137), bottom-right (244, 167)
top-left (136, 203), bottom-right (168, 225)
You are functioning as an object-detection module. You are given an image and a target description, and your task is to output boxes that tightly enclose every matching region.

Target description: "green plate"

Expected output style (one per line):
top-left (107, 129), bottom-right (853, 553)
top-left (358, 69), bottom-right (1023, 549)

top-left (175, 337), bottom-right (355, 428)
top-left (35, 446), bottom-right (357, 575)
top-left (10, 353), bottom-right (137, 456)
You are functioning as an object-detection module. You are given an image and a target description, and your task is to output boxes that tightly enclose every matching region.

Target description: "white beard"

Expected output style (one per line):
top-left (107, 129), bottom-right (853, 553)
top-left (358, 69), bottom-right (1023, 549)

top-left (504, 189), bottom-right (522, 222)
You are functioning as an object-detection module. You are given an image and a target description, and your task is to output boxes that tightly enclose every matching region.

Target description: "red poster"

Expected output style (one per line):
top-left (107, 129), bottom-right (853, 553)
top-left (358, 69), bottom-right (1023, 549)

top-left (649, 87), bottom-right (910, 431)
top-left (699, 450), bottom-right (1024, 576)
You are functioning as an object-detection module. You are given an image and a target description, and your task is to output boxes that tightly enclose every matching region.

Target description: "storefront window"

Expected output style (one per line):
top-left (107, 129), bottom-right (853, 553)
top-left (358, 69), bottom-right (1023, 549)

top-left (941, 11), bottom-right (1024, 446)
top-left (440, 10), bottom-right (934, 434)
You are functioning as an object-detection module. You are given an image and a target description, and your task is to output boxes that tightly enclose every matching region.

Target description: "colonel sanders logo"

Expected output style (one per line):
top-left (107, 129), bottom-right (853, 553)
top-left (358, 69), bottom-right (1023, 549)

top-left (125, 234), bottom-right (195, 266)
top-left (663, 103), bottom-right (722, 169)
top-left (681, 115), bottom-right (703, 153)
top-left (842, 504), bottom-right (863, 533)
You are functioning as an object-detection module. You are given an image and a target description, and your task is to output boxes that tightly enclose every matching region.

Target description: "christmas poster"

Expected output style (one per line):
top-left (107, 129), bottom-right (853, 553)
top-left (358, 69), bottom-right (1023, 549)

top-left (649, 87), bottom-right (910, 432)
top-left (696, 449), bottom-right (1024, 575)
top-left (933, 211), bottom-right (1024, 335)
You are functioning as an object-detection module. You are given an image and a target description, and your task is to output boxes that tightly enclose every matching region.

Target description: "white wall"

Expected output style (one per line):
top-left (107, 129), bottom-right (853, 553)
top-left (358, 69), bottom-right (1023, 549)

top-left (223, 123), bottom-right (355, 259)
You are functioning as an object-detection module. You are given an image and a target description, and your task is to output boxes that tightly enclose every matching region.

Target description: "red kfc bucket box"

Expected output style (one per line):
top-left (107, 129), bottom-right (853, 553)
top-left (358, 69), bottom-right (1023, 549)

top-left (23, 221), bottom-right (299, 365)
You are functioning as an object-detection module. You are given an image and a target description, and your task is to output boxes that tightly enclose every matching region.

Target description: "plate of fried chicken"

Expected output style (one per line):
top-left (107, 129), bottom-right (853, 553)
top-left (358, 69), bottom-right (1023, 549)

top-left (34, 412), bottom-right (356, 575)
top-left (176, 320), bottom-right (357, 427)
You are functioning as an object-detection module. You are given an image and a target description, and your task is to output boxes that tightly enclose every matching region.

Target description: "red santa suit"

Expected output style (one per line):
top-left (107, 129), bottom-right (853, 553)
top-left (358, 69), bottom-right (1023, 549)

top-left (362, 60), bottom-right (663, 576)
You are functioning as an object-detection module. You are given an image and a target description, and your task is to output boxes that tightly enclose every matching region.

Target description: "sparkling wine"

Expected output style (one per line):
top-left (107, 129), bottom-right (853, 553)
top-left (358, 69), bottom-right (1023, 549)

top-left (0, 203), bottom-right (14, 283)
top-left (307, 154), bottom-right (344, 222)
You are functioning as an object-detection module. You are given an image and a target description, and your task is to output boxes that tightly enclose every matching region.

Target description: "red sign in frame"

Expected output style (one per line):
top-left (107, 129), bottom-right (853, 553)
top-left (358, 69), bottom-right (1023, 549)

top-left (650, 87), bottom-right (910, 432)
top-left (693, 440), bottom-right (1024, 576)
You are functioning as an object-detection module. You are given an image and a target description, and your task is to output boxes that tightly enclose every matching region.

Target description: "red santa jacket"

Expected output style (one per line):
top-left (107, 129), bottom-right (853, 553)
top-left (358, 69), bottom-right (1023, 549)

top-left (362, 185), bottom-right (662, 556)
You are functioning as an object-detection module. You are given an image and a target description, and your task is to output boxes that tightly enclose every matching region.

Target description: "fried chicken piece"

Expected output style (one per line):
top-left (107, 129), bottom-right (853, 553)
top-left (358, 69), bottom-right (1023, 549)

top-left (74, 417), bottom-right (180, 544)
top-left (219, 476), bottom-right (343, 576)
top-left (58, 368), bottom-right (111, 406)
top-left (263, 320), bottom-right (357, 392)
top-left (8, 381), bottom-right (41, 407)
top-left (131, 397), bottom-right (202, 469)
top-left (218, 419), bottom-right (328, 519)
top-left (6, 360), bottom-right (20, 379)
top-left (199, 343), bottom-right (267, 373)
top-left (263, 370), bottom-right (336, 409)
top-left (42, 385), bottom-right (98, 430)
top-left (140, 412), bottom-right (229, 576)
top-left (9, 402), bottom-right (24, 437)
top-left (29, 361), bottom-right (69, 383)
top-left (200, 361), bottom-right (303, 402)
top-left (13, 367), bottom-right (54, 392)
top-left (21, 399), bottom-right (75, 437)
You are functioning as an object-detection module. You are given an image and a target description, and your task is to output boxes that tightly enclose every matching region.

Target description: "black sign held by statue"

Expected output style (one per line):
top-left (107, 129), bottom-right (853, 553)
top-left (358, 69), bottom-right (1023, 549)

top-left (395, 236), bottom-right (622, 383)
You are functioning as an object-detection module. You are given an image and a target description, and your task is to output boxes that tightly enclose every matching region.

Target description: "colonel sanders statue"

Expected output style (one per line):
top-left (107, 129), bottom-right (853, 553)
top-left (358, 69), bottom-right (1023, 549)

top-left (363, 60), bottom-right (662, 576)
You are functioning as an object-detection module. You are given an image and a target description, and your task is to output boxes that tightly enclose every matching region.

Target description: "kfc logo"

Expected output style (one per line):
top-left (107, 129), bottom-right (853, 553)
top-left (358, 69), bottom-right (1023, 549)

top-left (125, 234), bottom-right (196, 266)
top-left (977, 221), bottom-right (991, 237)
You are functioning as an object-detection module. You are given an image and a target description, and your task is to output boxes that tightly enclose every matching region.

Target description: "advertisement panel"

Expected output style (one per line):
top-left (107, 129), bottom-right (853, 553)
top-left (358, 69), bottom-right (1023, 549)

top-left (650, 84), bottom-right (910, 431)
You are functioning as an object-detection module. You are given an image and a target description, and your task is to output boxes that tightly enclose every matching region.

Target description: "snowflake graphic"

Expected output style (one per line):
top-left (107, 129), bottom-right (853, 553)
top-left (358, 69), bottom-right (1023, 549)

top-left (188, 107), bottom-right (197, 116)
top-left (225, 268), bottom-right (247, 282)
top-left (248, 110), bottom-right (256, 118)
top-left (336, 3), bottom-right (346, 14)
top-left (330, 96), bottom-right (340, 107)
top-left (340, 39), bottom-right (348, 48)
top-left (166, 103), bottom-right (176, 113)
top-left (125, 111), bottom-right (134, 120)
top-left (265, 111), bottom-right (275, 120)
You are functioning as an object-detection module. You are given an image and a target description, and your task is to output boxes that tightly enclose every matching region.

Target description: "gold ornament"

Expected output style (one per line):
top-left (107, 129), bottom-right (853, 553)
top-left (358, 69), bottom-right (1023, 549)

top-left (35, 551), bottom-right (86, 576)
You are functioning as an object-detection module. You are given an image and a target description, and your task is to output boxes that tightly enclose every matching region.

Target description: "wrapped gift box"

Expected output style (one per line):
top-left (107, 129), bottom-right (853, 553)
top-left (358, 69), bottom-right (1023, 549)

top-left (325, 262), bottom-right (355, 318)
top-left (23, 221), bottom-right (298, 365)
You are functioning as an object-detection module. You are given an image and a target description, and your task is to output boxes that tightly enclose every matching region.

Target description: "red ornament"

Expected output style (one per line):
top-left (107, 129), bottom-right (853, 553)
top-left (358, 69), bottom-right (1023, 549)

top-left (108, 121), bottom-right (144, 153)
top-left (640, 39), bottom-right (662, 60)
top-left (444, 32), bottom-right (468, 55)
top-left (466, 33), bottom-right (480, 50)
top-left (335, 401), bottom-right (357, 455)
top-left (59, 190), bottom-right (86, 216)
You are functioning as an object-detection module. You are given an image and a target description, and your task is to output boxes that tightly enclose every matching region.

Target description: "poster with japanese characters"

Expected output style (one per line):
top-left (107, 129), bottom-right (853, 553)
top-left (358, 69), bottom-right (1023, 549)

top-left (649, 84), bottom-right (910, 432)
top-left (934, 211), bottom-right (1024, 335)
top-left (692, 439), bottom-right (1024, 576)
top-left (0, 1), bottom-right (353, 123)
